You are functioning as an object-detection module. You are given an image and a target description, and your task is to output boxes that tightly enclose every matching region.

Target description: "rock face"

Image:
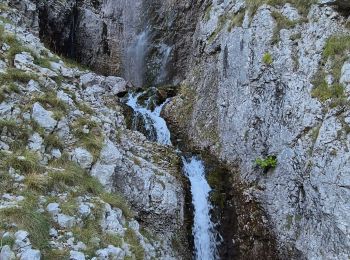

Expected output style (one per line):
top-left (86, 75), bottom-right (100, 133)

top-left (35, 0), bottom-right (144, 77)
top-left (163, 0), bottom-right (350, 259)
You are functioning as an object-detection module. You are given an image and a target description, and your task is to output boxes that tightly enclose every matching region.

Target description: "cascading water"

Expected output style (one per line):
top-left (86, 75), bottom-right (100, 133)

top-left (183, 156), bottom-right (219, 260)
top-left (122, 3), bottom-right (218, 256)
top-left (125, 30), bottom-right (150, 87)
top-left (126, 93), bottom-right (219, 259)
top-left (126, 93), bottom-right (172, 145)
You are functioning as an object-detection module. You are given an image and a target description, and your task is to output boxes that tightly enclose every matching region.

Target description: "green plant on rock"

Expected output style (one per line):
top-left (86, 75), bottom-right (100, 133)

top-left (311, 35), bottom-right (350, 107)
top-left (262, 52), bottom-right (273, 65)
top-left (255, 155), bottom-right (277, 171)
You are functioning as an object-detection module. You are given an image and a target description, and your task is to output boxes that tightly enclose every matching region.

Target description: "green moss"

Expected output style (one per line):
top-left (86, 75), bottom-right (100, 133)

top-left (208, 15), bottom-right (226, 43)
top-left (323, 36), bottom-right (350, 59)
top-left (271, 11), bottom-right (300, 44)
top-left (227, 10), bottom-right (245, 32)
top-left (204, 4), bottom-right (212, 22)
top-left (311, 81), bottom-right (345, 102)
top-left (100, 192), bottom-right (134, 219)
top-left (255, 155), bottom-right (277, 171)
top-left (246, 0), bottom-right (317, 16)
top-left (34, 91), bottom-right (69, 114)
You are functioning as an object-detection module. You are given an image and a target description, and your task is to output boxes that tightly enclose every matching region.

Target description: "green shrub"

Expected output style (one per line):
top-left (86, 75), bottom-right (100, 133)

top-left (255, 155), bottom-right (277, 171)
top-left (262, 52), bottom-right (273, 65)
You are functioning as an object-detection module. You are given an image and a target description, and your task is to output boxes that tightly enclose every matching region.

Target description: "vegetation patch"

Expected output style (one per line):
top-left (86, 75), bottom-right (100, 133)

top-left (0, 69), bottom-right (38, 85)
top-left (311, 36), bottom-right (350, 108)
top-left (1, 150), bottom-right (42, 174)
top-left (255, 155), bottom-right (277, 171)
top-left (246, 0), bottom-right (317, 16)
top-left (262, 52), bottom-right (273, 65)
top-left (72, 117), bottom-right (104, 161)
top-left (0, 197), bottom-right (50, 250)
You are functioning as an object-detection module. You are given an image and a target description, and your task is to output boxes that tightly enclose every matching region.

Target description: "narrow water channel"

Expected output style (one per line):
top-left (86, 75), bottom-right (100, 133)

top-left (126, 93), bottom-right (219, 259)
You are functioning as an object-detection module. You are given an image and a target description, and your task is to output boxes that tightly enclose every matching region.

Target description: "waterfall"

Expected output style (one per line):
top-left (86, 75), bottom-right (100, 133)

top-left (156, 44), bottom-right (172, 84)
top-left (183, 157), bottom-right (219, 260)
top-left (126, 93), bottom-right (172, 145)
top-left (125, 93), bottom-right (219, 259)
top-left (125, 30), bottom-right (150, 87)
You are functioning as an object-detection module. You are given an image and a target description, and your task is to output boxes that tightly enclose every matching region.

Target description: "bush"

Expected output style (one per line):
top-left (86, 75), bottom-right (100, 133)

top-left (262, 52), bottom-right (273, 65)
top-left (255, 155), bottom-right (277, 171)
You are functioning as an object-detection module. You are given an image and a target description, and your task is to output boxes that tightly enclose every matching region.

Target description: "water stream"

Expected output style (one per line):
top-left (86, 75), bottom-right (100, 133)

top-left (126, 93), bottom-right (219, 259)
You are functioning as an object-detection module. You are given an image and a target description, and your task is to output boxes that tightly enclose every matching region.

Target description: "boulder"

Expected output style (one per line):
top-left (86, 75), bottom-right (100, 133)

top-left (32, 102), bottom-right (57, 132)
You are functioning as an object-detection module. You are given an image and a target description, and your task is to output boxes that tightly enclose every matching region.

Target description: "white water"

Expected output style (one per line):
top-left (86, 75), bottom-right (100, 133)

top-left (125, 30), bottom-right (150, 87)
top-left (126, 93), bottom-right (172, 145)
top-left (126, 93), bottom-right (218, 259)
top-left (156, 44), bottom-right (172, 84)
top-left (183, 157), bottom-right (219, 260)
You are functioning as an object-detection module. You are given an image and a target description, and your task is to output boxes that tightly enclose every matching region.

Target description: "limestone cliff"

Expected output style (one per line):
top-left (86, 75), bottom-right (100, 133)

top-left (164, 0), bottom-right (350, 259)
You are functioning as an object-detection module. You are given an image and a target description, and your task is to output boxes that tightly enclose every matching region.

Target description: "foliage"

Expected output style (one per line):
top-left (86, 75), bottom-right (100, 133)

top-left (262, 52), bottom-right (273, 65)
top-left (1, 150), bottom-right (42, 174)
top-left (255, 155), bottom-right (277, 171)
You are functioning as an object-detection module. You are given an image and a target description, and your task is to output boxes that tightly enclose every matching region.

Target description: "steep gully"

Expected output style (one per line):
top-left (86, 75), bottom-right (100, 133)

top-left (35, 0), bottom-right (279, 258)
top-left (125, 33), bottom-right (220, 259)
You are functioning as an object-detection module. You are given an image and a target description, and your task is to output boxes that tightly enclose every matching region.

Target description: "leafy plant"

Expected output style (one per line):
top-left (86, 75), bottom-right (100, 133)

top-left (255, 155), bottom-right (277, 171)
top-left (262, 52), bottom-right (273, 65)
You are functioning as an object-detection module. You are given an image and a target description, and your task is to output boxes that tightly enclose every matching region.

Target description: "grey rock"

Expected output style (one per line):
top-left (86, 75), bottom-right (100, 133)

top-left (69, 251), bottom-right (85, 260)
top-left (32, 102), bottom-right (57, 132)
top-left (57, 214), bottom-right (76, 229)
top-left (0, 245), bottom-right (15, 260)
top-left (46, 203), bottom-right (60, 216)
top-left (71, 148), bottom-right (94, 169)
top-left (51, 148), bottom-right (62, 159)
top-left (28, 133), bottom-right (43, 151)
top-left (78, 203), bottom-right (91, 217)
top-left (100, 204), bottom-right (125, 236)
top-left (20, 249), bottom-right (41, 260)
top-left (96, 245), bottom-right (125, 260)
top-left (49, 228), bottom-right (58, 238)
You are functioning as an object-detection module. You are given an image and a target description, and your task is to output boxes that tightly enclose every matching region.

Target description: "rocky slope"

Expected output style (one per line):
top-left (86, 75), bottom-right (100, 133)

top-left (0, 2), bottom-right (189, 259)
top-left (3, 0), bottom-right (350, 259)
